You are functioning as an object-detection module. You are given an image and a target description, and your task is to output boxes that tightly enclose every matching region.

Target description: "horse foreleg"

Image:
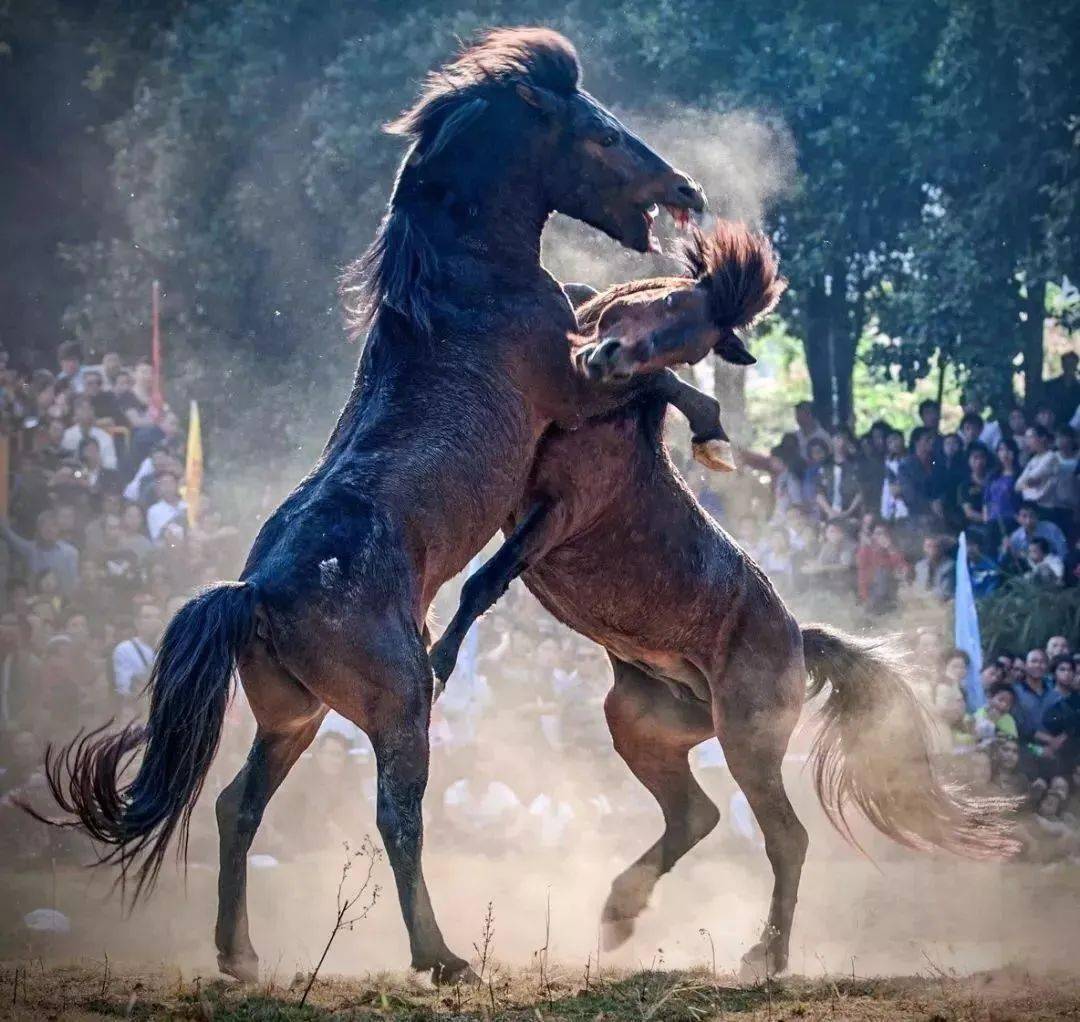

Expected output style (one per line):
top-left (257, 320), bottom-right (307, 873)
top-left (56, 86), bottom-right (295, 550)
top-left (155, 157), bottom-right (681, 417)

top-left (601, 657), bottom-right (717, 950)
top-left (429, 499), bottom-right (552, 684)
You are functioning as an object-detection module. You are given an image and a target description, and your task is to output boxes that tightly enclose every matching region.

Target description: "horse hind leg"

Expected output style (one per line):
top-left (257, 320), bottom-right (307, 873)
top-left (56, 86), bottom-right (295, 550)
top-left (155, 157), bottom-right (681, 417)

top-left (716, 663), bottom-right (808, 978)
top-left (215, 641), bottom-right (326, 983)
top-left (601, 657), bottom-right (718, 950)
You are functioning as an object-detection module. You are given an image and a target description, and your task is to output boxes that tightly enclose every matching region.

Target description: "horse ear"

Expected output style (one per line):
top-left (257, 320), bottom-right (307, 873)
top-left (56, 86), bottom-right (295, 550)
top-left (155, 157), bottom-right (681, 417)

top-left (515, 81), bottom-right (562, 116)
top-left (415, 97), bottom-right (489, 164)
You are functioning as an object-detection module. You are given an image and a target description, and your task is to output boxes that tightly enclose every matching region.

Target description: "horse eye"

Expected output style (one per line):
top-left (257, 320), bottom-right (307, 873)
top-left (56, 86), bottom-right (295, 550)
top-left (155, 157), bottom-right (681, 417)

top-left (664, 293), bottom-right (675, 307)
top-left (600, 131), bottom-right (619, 148)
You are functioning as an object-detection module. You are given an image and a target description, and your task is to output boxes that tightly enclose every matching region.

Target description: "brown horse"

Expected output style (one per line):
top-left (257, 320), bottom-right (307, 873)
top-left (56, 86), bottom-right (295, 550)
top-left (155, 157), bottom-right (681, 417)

top-left (36, 28), bottom-right (707, 984)
top-left (430, 223), bottom-right (1014, 975)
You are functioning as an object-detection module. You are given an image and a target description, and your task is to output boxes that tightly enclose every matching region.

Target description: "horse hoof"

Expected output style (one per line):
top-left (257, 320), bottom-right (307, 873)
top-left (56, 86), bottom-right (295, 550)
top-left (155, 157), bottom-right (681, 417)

top-left (218, 951), bottom-right (259, 984)
top-left (600, 916), bottom-right (635, 951)
top-left (693, 439), bottom-right (736, 473)
top-left (429, 958), bottom-right (477, 986)
top-left (738, 942), bottom-right (786, 981)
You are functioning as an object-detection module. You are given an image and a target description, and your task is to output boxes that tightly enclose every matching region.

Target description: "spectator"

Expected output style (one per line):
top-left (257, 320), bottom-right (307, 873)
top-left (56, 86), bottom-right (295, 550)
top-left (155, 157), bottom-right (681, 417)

top-left (856, 520), bottom-right (909, 613)
top-left (1051, 425), bottom-right (1078, 522)
top-left (973, 682), bottom-right (1019, 742)
top-left (1002, 501), bottom-right (1067, 563)
top-left (1011, 647), bottom-right (1056, 747)
top-left (1047, 635), bottom-right (1072, 660)
top-left (984, 437), bottom-right (1022, 535)
top-left (815, 428), bottom-right (863, 522)
top-left (83, 370), bottom-right (123, 424)
top-left (1044, 352), bottom-right (1080, 429)
top-left (111, 602), bottom-right (163, 698)
top-left (55, 341), bottom-right (87, 394)
top-left (898, 427), bottom-right (938, 523)
top-left (0, 511), bottom-right (79, 596)
top-left (1015, 424), bottom-right (1061, 513)
top-left (800, 519), bottom-right (856, 593)
top-left (61, 397), bottom-right (118, 470)
top-left (913, 534), bottom-right (956, 601)
top-left (787, 400), bottom-right (830, 460)
top-left (119, 503), bottom-right (152, 561)
top-left (0, 612), bottom-right (39, 728)
top-left (801, 437), bottom-right (830, 513)
top-left (959, 411), bottom-right (985, 452)
top-left (146, 471), bottom-right (188, 542)
top-left (1024, 537), bottom-right (1064, 586)
top-left (113, 369), bottom-right (153, 429)
top-left (880, 429), bottom-right (909, 521)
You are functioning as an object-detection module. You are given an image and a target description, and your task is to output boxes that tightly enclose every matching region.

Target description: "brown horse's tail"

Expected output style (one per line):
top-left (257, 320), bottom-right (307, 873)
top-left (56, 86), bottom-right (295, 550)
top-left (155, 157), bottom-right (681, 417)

top-left (24, 582), bottom-right (257, 901)
top-left (801, 623), bottom-right (1016, 859)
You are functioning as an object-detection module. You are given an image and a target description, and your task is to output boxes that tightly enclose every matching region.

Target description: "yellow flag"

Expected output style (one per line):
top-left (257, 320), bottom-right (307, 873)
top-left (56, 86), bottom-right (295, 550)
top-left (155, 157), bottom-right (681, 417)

top-left (185, 399), bottom-right (203, 528)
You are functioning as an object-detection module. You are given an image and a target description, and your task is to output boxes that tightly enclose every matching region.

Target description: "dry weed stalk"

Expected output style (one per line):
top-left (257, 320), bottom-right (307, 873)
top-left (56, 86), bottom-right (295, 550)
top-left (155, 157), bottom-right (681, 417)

top-left (298, 837), bottom-right (382, 1008)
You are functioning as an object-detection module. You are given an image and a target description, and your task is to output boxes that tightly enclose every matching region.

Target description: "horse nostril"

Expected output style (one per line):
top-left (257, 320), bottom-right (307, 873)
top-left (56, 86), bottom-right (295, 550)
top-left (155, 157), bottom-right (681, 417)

top-left (675, 179), bottom-right (707, 211)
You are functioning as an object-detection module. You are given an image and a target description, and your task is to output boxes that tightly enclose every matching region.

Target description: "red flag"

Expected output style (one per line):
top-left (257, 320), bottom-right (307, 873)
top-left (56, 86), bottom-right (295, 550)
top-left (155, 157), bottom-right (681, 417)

top-left (150, 278), bottom-right (164, 422)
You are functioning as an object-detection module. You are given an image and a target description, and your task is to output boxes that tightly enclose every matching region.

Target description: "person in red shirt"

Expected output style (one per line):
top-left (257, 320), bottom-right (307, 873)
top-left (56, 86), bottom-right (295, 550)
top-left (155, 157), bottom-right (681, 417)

top-left (856, 520), bottom-right (911, 613)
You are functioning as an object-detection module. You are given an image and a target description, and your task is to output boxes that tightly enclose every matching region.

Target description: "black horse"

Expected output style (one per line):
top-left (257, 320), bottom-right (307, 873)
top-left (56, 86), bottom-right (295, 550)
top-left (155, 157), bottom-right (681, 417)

top-left (37, 29), bottom-right (706, 984)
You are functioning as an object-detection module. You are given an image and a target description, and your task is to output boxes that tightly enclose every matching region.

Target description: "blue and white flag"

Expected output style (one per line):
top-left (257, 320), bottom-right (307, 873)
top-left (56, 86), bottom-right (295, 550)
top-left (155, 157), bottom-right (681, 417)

top-left (954, 531), bottom-right (985, 711)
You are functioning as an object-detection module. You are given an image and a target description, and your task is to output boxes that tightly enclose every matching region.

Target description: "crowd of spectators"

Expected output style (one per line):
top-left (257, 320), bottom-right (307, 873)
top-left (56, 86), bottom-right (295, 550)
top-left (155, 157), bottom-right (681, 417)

top-left (735, 353), bottom-right (1080, 613)
top-left (920, 634), bottom-right (1080, 863)
top-left (1, 341), bottom-right (1079, 876)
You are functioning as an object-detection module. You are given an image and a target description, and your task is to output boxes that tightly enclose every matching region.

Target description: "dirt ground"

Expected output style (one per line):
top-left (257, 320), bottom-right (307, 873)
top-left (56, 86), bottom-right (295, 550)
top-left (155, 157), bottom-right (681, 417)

top-left (2, 961), bottom-right (1080, 1021)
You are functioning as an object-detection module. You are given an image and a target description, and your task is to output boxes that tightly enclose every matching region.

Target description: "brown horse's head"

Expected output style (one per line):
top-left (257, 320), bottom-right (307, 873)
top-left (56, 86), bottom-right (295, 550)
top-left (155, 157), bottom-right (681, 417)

top-left (578, 221), bottom-right (787, 381)
top-left (388, 28), bottom-right (705, 252)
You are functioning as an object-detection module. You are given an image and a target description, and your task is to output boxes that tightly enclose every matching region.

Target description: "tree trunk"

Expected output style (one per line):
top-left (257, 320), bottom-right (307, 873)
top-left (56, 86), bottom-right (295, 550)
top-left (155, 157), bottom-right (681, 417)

top-left (1021, 279), bottom-right (1047, 410)
top-left (803, 281), bottom-right (835, 427)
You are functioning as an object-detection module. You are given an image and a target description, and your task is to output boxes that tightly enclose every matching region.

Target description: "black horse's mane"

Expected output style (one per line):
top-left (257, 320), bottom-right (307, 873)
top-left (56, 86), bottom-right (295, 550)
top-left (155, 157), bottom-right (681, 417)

top-left (340, 28), bottom-right (581, 341)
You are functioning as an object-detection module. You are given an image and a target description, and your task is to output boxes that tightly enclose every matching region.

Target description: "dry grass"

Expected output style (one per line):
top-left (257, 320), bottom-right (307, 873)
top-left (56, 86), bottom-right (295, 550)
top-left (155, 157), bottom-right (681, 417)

top-left (1, 961), bottom-right (1079, 1021)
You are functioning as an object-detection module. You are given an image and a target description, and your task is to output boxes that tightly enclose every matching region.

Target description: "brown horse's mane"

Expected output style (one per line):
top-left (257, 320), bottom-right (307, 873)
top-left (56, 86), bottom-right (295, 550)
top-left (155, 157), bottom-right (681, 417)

top-left (339, 28), bottom-right (581, 341)
top-left (575, 221), bottom-right (787, 344)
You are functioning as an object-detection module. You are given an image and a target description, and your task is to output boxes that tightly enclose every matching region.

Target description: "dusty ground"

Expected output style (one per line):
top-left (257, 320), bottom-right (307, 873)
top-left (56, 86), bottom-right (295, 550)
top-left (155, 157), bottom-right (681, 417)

top-left (2, 961), bottom-right (1080, 1021)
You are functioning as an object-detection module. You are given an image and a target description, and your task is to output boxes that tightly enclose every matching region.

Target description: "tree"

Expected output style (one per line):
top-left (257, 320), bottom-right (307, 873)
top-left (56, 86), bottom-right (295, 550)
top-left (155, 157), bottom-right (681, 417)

top-left (881, 0), bottom-right (1080, 409)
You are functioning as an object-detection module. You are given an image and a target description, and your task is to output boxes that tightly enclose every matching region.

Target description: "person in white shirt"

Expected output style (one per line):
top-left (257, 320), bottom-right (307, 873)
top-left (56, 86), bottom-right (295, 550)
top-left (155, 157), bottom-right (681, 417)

top-left (60, 397), bottom-right (118, 469)
top-left (112, 602), bottom-right (163, 697)
top-left (146, 471), bottom-right (188, 541)
top-left (1015, 424), bottom-right (1060, 508)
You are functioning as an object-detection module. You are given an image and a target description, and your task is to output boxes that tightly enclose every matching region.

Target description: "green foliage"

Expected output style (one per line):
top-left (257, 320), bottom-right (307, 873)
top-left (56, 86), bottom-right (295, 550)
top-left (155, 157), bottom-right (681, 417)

top-left (6, 0), bottom-right (1080, 449)
top-left (978, 578), bottom-right (1080, 656)
top-left (879, 0), bottom-right (1080, 409)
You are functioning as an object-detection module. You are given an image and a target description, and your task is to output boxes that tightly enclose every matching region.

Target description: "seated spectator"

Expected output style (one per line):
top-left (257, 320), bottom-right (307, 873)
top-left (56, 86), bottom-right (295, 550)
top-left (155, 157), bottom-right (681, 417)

top-left (990, 739), bottom-right (1032, 796)
top-left (913, 534), bottom-right (956, 601)
top-left (82, 370), bottom-right (122, 424)
top-left (111, 602), bottom-right (163, 698)
top-left (146, 471), bottom-right (188, 542)
top-left (856, 520), bottom-right (910, 614)
top-left (1002, 501), bottom-right (1067, 565)
top-left (1024, 537), bottom-right (1064, 586)
top-left (800, 436), bottom-right (830, 513)
top-left (755, 527), bottom-right (796, 590)
top-left (113, 369), bottom-right (153, 430)
top-left (0, 510), bottom-right (79, 596)
top-left (800, 519), bottom-right (856, 593)
top-left (119, 502), bottom-right (153, 561)
top-left (60, 396), bottom-right (118, 470)
top-left (880, 430), bottom-right (910, 523)
top-left (55, 340), bottom-right (87, 394)
top-left (814, 428), bottom-right (863, 522)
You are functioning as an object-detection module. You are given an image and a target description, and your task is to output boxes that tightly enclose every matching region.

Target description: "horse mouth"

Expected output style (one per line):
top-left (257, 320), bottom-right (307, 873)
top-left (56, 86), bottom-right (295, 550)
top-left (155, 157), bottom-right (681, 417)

top-left (643, 203), bottom-right (695, 253)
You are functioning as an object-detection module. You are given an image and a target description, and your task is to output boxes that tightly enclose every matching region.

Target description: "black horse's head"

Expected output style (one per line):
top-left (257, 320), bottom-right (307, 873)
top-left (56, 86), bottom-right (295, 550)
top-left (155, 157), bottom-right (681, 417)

top-left (388, 28), bottom-right (706, 253)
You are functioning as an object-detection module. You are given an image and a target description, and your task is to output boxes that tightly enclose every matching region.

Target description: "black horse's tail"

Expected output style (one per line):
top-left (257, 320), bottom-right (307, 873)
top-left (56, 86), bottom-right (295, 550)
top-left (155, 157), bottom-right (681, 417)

top-left (802, 623), bottom-right (1018, 859)
top-left (34, 582), bottom-right (257, 900)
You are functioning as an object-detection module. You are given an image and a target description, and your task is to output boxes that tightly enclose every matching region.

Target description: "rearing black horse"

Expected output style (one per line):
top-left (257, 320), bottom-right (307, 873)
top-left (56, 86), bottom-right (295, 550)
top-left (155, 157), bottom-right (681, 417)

top-left (37, 29), bottom-right (705, 984)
